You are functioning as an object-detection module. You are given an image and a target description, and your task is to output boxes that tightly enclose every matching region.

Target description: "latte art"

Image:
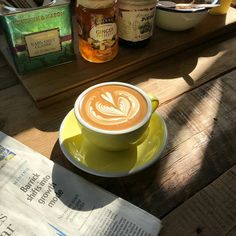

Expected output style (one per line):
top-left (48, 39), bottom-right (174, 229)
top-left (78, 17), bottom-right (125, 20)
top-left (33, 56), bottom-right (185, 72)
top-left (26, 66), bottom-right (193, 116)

top-left (88, 90), bottom-right (140, 126)
top-left (79, 85), bottom-right (148, 131)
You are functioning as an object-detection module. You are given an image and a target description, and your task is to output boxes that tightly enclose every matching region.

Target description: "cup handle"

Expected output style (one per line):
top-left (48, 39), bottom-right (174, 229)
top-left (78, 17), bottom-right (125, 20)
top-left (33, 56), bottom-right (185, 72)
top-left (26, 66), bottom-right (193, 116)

top-left (130, 93), bottom-right (159, 146)
top-left (148, 93), bottom-right (159, 113)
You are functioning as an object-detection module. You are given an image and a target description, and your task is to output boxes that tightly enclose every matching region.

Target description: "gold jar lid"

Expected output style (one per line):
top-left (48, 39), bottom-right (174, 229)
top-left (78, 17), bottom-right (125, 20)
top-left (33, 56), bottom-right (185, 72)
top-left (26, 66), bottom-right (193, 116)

top-left (76, 0), bottom-right (115, 9)
top-left (117, 0), bottom-right (156, 5)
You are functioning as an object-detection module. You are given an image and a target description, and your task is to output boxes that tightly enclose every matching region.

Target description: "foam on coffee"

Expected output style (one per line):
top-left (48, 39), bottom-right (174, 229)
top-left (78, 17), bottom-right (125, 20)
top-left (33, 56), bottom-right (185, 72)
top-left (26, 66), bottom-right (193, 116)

top-left (79, 84), bottom-right (148, 131)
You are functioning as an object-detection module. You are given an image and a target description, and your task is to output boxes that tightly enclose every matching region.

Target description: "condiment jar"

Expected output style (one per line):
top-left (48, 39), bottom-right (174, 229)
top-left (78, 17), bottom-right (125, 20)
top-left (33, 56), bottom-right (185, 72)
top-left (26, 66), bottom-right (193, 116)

top-left (117, 0), bottom-right (157, 47)
top-left (75, 0), bottom-right (118, 63)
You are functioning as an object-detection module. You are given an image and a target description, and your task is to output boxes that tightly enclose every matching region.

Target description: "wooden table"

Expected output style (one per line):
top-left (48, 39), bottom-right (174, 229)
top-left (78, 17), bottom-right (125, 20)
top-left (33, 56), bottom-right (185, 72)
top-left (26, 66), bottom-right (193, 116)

top-left (1, 17), bottom-right (236, 236)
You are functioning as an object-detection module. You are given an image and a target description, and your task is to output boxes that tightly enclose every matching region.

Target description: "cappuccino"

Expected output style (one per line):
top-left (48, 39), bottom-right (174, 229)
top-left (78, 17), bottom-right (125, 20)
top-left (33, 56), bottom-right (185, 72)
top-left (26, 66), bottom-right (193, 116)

top-left (78, 84), bottom-right (148, 131)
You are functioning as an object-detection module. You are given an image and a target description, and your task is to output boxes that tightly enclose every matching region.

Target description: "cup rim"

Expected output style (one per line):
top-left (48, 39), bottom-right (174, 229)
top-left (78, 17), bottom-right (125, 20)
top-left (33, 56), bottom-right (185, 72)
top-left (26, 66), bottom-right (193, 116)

top-left (74, 82), bottom-right (153, 135)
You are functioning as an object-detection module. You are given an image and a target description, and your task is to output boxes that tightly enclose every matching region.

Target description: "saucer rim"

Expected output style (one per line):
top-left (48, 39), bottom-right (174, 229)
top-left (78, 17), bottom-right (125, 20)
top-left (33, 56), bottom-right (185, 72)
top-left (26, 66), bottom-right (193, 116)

top-left (59, 109), bottom-right (168, 178)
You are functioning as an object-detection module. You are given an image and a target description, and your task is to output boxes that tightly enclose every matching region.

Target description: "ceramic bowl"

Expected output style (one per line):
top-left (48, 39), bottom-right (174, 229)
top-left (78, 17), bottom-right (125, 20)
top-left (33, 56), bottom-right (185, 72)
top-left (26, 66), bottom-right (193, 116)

top-left (155, 0), bottom-right (218, 31)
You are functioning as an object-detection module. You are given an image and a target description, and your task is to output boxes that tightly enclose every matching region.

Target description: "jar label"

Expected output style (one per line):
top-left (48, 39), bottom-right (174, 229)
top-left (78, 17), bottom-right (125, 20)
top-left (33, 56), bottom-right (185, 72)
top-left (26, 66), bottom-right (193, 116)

top-left (118, 7), bottom-right (155, 42)
top-left (89, 23), bottom-right (117, 50)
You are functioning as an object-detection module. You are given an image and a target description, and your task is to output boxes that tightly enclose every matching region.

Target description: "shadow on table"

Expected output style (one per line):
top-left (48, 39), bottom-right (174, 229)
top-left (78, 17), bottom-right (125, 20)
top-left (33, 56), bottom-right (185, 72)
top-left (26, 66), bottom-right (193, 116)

top-left (50, 140), bottom-right (127, 195)
top-left (124, 63), bottom-right (236, 219)
top-left (1, 16), bottom-right (229, 137)
top-left (50, 156), bottom-right (116, 212)
top-left (58, 133), bottom-right (138, 176)
top-left (156, 74), bottom-right (236, 235)
top-left (50, 30), bottom-right (235, 219)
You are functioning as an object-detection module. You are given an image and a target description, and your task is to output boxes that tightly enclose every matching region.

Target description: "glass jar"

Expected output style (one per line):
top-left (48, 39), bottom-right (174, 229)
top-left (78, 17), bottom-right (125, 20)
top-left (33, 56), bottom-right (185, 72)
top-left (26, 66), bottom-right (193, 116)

top-left (75, 0), bottom-right (118, 63)
top-left (117, 0), bottom-right (156, 47)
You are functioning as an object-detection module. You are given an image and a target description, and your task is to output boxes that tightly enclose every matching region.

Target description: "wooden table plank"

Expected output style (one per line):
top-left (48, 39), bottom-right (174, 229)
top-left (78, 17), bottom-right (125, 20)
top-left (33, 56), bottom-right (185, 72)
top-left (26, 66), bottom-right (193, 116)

top-left (2, 35), bottom-right (236, 109)
top-left (0, 52), bottom-right (18, 90)
top-left (0, 84), bottom-right (73, 146)
top-left (0, 69), bottom-right (235, 219)
top-left (0, 66), bottom-right (18, 90)
top-left (0, 51), bottom-right (7, 67)
top-left (131, 36), bottom-right (236, 106)
top-left (114, 71), bottom-right (236, 218)
top-left (2, 35), bottom-right (236, 107)
top-left (1, 8), bottom-right (236, 107)
top-left (0, 13), bottom-right (235, 231)
top-left (160, 165), bottom-right (236, 236)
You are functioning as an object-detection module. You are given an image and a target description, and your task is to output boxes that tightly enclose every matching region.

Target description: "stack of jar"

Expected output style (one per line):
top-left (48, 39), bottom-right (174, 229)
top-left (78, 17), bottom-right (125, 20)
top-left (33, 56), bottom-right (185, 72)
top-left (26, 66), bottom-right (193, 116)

top-left (75, 0), bottom-right (157, 63)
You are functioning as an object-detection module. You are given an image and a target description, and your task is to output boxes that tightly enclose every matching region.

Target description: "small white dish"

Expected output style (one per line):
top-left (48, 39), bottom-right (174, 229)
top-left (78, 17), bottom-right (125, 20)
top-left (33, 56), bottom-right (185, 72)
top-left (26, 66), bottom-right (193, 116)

top-left (157, 1), bottom-right (219, 10)
top-left (155, 0), bottom-right (219, 31)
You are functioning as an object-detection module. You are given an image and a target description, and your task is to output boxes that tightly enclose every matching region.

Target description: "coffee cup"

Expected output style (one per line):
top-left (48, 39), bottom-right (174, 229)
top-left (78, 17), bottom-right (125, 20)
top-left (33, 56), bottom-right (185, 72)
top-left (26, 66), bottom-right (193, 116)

top-left (74, 82), bottom-right (159, 151)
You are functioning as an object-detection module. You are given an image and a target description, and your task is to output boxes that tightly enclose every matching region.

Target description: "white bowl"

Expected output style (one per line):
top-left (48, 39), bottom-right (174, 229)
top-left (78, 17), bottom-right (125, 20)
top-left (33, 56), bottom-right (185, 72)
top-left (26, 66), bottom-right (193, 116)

top-left (155, 6), bottom-right (208, 31)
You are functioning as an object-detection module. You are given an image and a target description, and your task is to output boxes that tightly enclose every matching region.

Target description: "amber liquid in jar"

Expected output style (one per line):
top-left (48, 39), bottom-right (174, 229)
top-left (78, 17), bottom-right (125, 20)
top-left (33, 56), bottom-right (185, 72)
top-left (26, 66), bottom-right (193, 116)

top-left (76, 4), bottom-right (118, 63)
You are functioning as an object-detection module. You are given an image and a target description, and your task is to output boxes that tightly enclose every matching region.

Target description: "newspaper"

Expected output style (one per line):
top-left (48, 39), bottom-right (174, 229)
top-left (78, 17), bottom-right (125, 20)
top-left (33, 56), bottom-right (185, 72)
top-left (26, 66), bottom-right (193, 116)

top-left (0, 131), bottom-right (161, 235)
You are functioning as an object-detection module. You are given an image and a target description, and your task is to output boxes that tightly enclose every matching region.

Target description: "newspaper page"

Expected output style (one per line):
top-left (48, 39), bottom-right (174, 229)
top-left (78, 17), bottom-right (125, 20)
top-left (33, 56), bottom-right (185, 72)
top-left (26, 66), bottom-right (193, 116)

top-left (0, 131), bottom-right (161, 236)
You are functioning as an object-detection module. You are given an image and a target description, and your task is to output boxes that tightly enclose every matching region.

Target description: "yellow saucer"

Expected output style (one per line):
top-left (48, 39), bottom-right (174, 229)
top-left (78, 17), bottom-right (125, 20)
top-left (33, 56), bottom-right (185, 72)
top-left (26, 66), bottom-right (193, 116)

top-left (59, 110), bottom-right (168, 177)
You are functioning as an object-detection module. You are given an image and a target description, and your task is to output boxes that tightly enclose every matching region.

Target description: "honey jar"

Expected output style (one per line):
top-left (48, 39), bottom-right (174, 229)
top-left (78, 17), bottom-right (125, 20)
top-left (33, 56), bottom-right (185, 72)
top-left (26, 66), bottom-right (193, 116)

top-left (75, 0), bottom-right (118, 63)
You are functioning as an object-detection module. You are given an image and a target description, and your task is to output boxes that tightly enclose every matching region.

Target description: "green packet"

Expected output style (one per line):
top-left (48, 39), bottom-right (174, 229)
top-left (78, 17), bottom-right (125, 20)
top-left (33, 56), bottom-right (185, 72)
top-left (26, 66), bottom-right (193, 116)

top-left (0, 0), bottom-right (74, 74)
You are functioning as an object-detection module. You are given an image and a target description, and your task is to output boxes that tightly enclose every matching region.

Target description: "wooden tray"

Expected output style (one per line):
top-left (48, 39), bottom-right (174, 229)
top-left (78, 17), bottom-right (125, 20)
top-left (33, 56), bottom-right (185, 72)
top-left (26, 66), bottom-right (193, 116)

top-left (1, 7), bottom-right (236, 108)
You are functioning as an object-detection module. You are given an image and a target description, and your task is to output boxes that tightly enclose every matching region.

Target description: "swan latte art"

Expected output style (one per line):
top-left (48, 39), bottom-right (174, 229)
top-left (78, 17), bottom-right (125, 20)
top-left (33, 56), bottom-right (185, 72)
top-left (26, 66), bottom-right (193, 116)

top-left (78, 84), bottom-right (148, 131)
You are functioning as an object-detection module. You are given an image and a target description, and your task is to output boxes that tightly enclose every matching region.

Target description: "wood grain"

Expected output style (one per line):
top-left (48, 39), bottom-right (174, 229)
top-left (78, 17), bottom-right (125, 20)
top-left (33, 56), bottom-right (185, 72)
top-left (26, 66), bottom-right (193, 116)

top-left (130, 36), bottom-right (236, 106)
top-left (1, 7), bottom-right (236, 107)
top-left (0, 84), bottom-right (74, 156)
top-left (0, 52), bottom-right (18, 90)
top-left (0, 69), bottom-right (235, 219)
top-left (0, 18), bottom-right (235, 233)
top-left (0, 66), bottom-right (18, 90)
top-left (160, 165), bottom-right (236, 236)
top-left (0, 52), bottom-right (6, 67)
top-left (113, 71), bottom-right (236, 218)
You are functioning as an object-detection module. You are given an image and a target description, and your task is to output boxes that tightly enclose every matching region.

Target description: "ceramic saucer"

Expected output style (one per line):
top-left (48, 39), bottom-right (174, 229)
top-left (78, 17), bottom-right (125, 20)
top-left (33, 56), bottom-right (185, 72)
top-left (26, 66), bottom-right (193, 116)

top-left (59, 110), bottom-right (168, 177)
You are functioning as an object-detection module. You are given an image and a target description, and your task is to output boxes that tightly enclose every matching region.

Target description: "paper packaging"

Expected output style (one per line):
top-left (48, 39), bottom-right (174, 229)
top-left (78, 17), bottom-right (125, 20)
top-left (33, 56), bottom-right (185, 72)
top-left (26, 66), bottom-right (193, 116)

top-left (0, 0), bottom-right (74, 74)
top-left (0, 130), bottom-right (162, 235)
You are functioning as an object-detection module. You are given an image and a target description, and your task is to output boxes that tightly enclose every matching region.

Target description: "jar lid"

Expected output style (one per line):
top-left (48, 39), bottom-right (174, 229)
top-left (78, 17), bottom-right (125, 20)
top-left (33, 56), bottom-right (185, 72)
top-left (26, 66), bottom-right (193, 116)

top-left (77, 0), bottom-right (115, 9)
top-left (118, 0), bottom-right (157, 5)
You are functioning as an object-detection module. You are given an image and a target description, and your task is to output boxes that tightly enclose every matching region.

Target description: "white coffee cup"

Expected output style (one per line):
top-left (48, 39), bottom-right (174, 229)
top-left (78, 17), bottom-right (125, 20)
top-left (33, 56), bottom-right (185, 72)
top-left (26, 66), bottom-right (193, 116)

top-left (74, 82), bottom-right (158, 151)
